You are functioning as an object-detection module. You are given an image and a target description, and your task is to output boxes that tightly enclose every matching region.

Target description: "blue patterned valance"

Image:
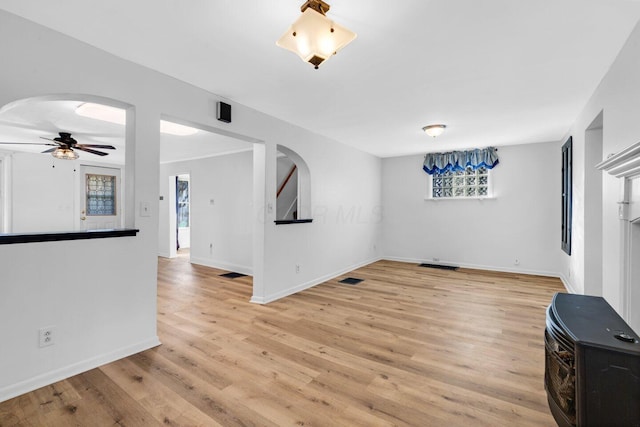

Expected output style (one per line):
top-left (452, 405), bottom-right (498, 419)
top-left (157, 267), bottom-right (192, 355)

top-left (423, 147), bottom-right (499, 175)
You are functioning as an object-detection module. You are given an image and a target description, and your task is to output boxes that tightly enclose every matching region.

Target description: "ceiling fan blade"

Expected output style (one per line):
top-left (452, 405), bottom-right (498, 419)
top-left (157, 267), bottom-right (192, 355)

top-left (76, 144), bottom-right (116, 150)
top-left (41, 148), bottom-right (57, 153)
top-left (75, 146), bottom-right (109, 156)
top-left (0, 142), bottom-right (57, 146)
top-left (40, 137), bottom-right (64, 145)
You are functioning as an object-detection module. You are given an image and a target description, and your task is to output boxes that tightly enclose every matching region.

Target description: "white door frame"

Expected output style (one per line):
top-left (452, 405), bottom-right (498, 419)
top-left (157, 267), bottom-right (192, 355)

top-left (0, 154), bottom-right (12, 233)
top-left (0, 156), bottom-right (4, 233)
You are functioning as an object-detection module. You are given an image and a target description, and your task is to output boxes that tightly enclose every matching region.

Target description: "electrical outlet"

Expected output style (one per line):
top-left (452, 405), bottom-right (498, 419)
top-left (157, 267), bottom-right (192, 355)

top-left (295, 264), bottom-right (300, 274)
top-left (39, 326), bottom-right (55, 348)
top-left (514, 258), bottom-right (520, 265)
top-left (433, 257), bottom-right (440, 262)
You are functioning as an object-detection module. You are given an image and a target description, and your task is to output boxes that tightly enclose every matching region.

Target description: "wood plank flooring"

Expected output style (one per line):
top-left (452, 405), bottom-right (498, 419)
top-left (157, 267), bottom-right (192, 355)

top-left (0, 257), bottom-right (565, 426)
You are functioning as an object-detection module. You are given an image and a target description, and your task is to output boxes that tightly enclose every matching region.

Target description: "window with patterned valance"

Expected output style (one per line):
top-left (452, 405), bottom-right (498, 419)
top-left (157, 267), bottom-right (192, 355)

top-left (423, 147), bottom-right (499, 199)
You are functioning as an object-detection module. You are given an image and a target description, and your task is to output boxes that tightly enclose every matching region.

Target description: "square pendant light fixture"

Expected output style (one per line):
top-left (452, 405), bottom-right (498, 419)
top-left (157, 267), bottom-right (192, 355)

top-left (276, 0), bottom-right (357, 69)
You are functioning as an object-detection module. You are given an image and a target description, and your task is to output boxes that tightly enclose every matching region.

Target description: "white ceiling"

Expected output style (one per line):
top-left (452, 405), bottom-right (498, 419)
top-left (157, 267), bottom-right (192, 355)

top-left (1, 0), bottom-right (639, 158)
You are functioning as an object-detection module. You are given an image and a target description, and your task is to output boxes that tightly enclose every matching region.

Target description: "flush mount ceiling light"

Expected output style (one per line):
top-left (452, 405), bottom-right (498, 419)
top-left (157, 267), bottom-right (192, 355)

top-left (276, 0), bottom-right (357, 69)
top-left (422, 124), bottom-right (447, 138)
top-left (75, 103), bottom-right (198, 136)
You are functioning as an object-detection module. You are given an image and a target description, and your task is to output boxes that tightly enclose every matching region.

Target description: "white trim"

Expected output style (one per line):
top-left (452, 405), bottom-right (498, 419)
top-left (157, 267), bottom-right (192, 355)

top-left (190, 256), bottom-right (253, 276)
top-left (596, 140), bottom-right (640, 178)
top-left (558, 273), bottom-right (578, 294)
top-left (0, 336), bottom-right (161, 403)
top-left (383, 255), bottom-right (569, 288)
top-left (251, 255), bottom-right (570, 304)
top-left (0, 154), bottom-right (12, 233)
top-left (250, 256), bottom-right (382, 304)
top-left (0, 156), bottom-right (3, 233)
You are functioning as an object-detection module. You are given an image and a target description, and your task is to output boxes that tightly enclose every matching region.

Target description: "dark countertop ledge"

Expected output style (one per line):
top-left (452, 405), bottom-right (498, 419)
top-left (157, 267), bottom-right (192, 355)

top-left (274, 219), bottom-right (313, 225)
top-left (0, 228), bottom-right (139, 245)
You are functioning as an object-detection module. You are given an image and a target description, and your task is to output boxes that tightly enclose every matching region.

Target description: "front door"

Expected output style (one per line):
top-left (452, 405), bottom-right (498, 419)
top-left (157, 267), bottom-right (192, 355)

top-left (78, 165), bottom-right (122, 230)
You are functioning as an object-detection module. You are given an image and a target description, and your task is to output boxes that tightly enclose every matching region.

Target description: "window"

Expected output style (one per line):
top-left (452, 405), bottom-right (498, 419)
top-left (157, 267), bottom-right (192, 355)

top-left (423, 147), bottom-right (499, 199)
top-left (86, 174), bottom-right (116, 216)
top-left (431, 166), bottom-right (490, 198)
top-left (561, 136), bottom-right (572, 255)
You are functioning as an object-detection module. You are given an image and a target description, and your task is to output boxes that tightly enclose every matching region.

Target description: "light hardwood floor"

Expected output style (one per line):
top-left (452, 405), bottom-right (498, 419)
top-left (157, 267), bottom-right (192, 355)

top-left (0, 257), bottom-right (565, 426)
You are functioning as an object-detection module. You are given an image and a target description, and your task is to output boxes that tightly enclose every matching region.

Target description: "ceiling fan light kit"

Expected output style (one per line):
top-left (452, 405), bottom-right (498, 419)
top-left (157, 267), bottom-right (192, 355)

top-left (51, 147), bottom-right (79, 160)
top-left (276, 0), bottom-right (357, 69)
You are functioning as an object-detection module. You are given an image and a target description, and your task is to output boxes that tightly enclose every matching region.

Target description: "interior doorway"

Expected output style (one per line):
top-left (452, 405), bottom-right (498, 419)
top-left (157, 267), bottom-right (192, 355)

top-left (176, 174), bottom-right (190, 253)
top-left (584, 112), bottom-right (603, 296)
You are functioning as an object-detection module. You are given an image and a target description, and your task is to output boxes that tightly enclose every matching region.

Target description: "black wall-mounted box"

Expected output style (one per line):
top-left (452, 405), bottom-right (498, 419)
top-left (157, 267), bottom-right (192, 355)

top-left (217, 102), bottom-right (231, 123)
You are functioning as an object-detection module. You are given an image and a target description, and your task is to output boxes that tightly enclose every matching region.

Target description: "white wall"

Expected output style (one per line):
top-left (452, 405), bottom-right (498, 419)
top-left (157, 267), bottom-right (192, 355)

top-left (561, 19), bottom-right (640, 318)
top-left (11, 152), bottom-right (76, 232)
top-left (253, 134), bottom-right (382, 303)
top-left (0, 9), bottom-right (382, 400)
top-left (4, 151), bottom-right (123, 233)
top-left (159, 150), bottom-right (254, 275)
top-left (381, 142), bottom-right (562, 276)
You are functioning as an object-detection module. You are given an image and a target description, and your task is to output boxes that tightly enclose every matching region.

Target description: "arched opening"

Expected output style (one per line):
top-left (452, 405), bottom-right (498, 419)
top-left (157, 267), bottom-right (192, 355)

top-left (0, 94), bottom-right (133, 233)
top-left (276, 145), bottom-right (311, 220)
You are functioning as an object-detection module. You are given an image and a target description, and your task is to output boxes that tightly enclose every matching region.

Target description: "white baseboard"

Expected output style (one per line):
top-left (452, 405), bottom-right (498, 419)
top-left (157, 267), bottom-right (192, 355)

top-left (383, 256), bottom-right (565, 282)
top-left (251, 256), bottom-right (382, 304)
top-left (190, 257), bottom-right (253, 276)
top-left (0, 336), bottom-right (161, 403)
top-left (558, 273), bottom-right (578, 294)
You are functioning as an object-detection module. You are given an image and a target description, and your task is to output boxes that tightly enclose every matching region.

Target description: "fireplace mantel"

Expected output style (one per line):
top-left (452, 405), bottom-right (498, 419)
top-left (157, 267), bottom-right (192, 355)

top-left (596, 140), bottom-right (640, 179)
top-left (597, 140), bottom-right (640, 221)
top-left (596, 140), bottom-right (640, 335)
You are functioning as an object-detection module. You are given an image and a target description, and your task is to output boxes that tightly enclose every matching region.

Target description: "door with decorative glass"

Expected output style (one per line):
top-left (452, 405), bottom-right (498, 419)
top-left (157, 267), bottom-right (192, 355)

top-left (79, 165), bottom-right (122, 230)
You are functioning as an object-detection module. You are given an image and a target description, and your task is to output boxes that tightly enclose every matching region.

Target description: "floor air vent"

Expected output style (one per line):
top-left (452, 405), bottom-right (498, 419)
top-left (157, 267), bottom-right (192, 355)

top-left (419, 263), bottom-right (459, 271)
top-left (339, 277), bottom-right (364, 285)
top-left (220, 272), bottom-right (247, 279)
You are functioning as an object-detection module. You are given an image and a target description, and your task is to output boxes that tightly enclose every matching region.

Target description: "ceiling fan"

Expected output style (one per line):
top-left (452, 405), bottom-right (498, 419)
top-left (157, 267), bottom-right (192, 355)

top-left (0, 132), bottom-right (116, 159)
